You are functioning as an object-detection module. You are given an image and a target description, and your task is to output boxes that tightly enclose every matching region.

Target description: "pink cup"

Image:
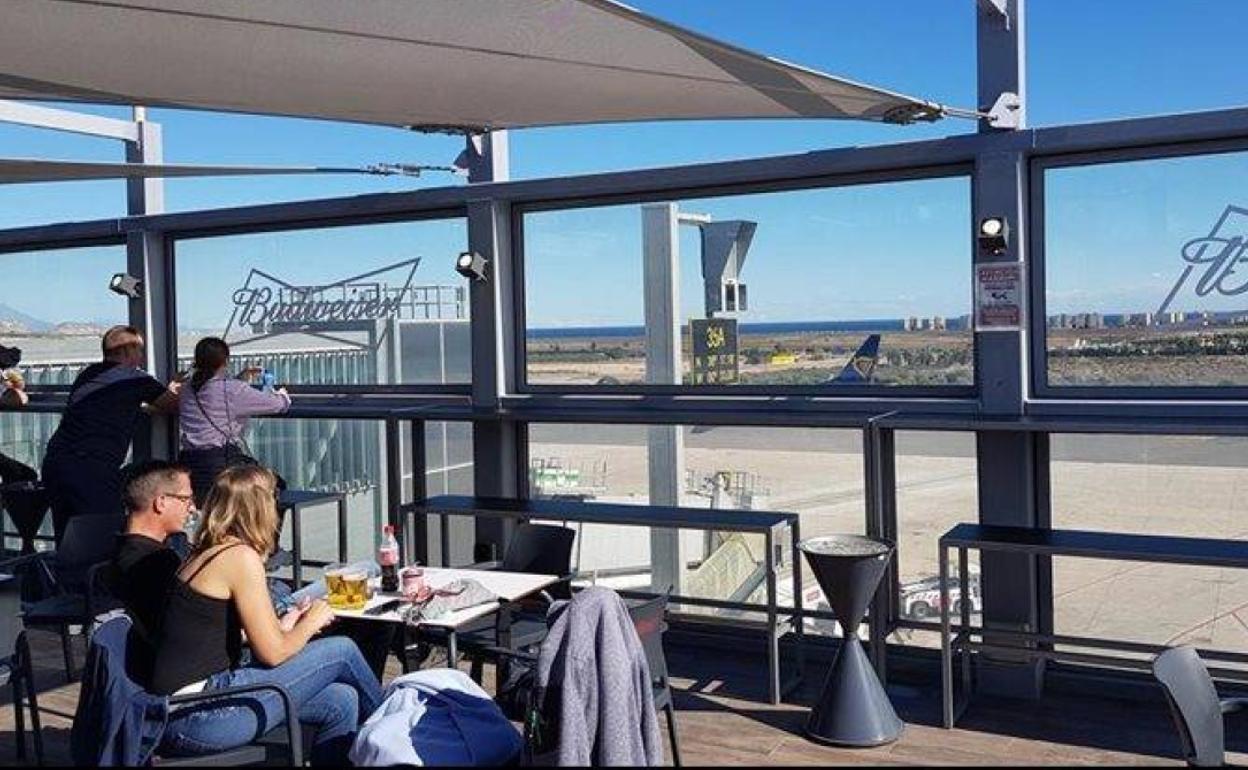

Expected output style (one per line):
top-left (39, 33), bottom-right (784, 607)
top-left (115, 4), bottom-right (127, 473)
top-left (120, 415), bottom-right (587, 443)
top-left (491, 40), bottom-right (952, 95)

top-left (401, 567), bottom-right (425, 598)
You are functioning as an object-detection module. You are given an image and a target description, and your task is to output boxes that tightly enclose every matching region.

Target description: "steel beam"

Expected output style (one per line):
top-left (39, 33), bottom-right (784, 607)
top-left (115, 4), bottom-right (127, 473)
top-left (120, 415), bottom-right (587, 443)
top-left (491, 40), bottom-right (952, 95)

top-left (466, 134), bottom-right (519, 562)
top-left (0, 100), bottom-right (140, 142)
top-left (972, 0), bottom-right (1044, 700)
top-left (642, 203), bottom-right (686, 594)
top-left (124, 110), bottom-right (172, 459)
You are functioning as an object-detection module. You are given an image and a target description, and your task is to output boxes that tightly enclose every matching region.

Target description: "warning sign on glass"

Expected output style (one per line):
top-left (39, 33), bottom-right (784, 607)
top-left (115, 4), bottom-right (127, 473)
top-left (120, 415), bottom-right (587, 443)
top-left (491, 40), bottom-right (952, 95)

top-left (975, 263), bottom-right (1023, 331)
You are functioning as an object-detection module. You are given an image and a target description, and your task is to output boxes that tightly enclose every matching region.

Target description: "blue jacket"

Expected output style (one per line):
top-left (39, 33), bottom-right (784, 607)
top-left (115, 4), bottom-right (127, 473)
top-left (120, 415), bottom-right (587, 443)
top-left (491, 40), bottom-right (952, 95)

top-left (70, 614), bottom-right (170, 767)
top-left (349, 668), bottom-right (522, 766)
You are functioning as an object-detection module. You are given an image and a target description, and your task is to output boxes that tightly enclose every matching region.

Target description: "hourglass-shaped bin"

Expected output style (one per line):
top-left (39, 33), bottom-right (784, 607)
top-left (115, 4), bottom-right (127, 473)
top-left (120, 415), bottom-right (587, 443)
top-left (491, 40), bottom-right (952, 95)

top-left (799, 534), bottom-right (903, 747)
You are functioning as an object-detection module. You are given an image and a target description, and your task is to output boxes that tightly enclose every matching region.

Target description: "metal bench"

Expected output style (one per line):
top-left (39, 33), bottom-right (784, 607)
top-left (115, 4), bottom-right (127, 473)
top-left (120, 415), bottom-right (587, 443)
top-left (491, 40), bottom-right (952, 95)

top-left (939, 523), bottom-right (1248, 728)
top-left (403, 494), bottom-right (805, 704)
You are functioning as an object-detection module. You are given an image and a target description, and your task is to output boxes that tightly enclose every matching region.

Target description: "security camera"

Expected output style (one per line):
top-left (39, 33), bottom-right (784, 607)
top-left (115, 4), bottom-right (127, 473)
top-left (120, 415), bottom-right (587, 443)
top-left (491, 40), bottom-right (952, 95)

top-left (109, 273), bottom-right (143, 299)
top-left (454, 252), bottom-right (488, 282)
top-left (977, 217), bottom-right (1009, 256)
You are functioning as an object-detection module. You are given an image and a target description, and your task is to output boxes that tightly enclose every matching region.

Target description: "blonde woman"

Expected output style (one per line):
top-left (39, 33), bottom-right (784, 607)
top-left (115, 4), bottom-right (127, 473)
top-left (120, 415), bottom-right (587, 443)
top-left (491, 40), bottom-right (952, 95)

top-left (150, 465), bottom-right (381, 766)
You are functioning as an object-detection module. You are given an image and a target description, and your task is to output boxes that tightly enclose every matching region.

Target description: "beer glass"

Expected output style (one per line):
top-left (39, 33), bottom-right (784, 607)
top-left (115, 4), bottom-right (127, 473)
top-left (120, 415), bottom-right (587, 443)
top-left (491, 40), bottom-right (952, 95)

top-left (325, 563), bottom-right (370, 610)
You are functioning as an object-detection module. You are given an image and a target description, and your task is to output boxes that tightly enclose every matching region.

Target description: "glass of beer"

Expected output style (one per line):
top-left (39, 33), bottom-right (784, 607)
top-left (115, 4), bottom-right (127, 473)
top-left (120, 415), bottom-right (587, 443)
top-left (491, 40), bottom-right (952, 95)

top-left (325, 564), bottom-right (370, 610)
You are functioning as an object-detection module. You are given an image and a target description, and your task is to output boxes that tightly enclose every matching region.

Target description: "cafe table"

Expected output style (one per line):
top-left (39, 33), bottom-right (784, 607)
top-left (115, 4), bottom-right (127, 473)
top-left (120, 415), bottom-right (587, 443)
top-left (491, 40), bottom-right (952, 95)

top-left (329, 566), bottom-right (559, 666)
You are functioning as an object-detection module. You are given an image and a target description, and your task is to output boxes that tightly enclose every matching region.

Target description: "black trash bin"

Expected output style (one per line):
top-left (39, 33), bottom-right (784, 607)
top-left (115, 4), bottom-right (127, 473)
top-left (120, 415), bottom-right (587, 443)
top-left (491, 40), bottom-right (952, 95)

top-left (799, 534), bottom-right (903, 747)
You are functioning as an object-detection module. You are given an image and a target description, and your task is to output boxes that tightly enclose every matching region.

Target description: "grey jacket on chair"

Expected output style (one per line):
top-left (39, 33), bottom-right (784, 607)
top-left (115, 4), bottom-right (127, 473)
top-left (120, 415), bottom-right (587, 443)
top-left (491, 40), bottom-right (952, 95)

top-left (537, 586), bottom-right (664, 766)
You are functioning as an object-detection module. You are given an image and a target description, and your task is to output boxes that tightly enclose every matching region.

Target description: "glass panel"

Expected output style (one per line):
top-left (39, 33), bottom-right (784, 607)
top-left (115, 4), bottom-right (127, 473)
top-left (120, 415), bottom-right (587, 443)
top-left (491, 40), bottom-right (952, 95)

top-left (174, 220), bottom-right (470, 388)
top-left (1044, 151), bottom-right (1248, 388)
top-left (1050, 434), bottom-right (1248, 654)
top-left (527, 423), bottom-right (864, 634)
top-left (524, 176), bottom-right (972, 388)
top-left (249, 416), bottom-right (385, 564)
top-left (890, 431), bottom-right (978, 649)
top-left (0, 245), bottom-right (130, 382)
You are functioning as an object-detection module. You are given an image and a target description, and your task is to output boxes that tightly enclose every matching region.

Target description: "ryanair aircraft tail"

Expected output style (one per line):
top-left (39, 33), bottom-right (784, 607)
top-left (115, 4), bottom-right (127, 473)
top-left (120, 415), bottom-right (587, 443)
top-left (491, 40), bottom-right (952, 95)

top-left (829, 334), bottom-right (880, 384)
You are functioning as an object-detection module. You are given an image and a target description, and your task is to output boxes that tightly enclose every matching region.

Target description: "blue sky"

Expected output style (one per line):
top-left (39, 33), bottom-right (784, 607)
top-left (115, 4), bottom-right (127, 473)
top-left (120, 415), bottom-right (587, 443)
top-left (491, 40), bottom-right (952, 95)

top-left (3, 1), bottom-right (1248, 328)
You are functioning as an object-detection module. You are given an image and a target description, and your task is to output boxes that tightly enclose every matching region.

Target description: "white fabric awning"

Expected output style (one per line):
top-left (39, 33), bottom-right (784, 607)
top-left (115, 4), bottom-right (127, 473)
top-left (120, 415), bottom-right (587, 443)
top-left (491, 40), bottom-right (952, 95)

top-left (0, 0), bottom-right (946, 130)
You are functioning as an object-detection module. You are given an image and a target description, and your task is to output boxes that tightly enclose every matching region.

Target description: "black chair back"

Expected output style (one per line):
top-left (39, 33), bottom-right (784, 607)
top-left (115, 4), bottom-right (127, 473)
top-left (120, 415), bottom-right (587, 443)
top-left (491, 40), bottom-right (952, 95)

top-left (502, 524), bottom-right (576, 599)
top-left (627, 593), bottom-right (670, 686)
top-left (56, 514), bottom-right (123, 592)
top-left (1153, 646), bottom-right (1224, 767)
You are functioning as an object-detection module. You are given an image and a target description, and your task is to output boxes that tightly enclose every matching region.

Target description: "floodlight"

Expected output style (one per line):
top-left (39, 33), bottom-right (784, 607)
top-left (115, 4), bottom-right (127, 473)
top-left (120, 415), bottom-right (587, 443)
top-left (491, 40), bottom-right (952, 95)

top-left (455, 251), bottom-right (488, 282)
top-left (977, 216), bottom-right (1009, 256)
top-left (109, 273), bottom-right (143, 299)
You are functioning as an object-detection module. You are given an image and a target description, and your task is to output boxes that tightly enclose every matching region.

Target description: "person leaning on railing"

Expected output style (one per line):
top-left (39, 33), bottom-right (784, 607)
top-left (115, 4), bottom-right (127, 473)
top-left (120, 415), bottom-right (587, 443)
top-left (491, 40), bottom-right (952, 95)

top-left (41, 326), bottom-right (181, 543)
top-left (178, 337), bottom-right (290, 507)
top-left (1, 368), bottom-right (28, 408)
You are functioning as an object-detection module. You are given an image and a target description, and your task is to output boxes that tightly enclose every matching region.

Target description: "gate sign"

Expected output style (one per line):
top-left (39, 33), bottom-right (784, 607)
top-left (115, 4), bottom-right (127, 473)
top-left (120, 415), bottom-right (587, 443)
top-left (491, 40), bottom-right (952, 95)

top-left (975, 263), bottom-right (1022, 331)
top-left (689, 317), bottom-right (739, 385)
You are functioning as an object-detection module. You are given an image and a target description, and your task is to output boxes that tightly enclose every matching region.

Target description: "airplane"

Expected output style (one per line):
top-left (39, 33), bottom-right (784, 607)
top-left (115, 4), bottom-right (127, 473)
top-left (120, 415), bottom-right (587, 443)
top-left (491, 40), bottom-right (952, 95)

top-left (826, 333), bottom-right (880, 384)
top-left (690, 333), bottom-right (881, 434)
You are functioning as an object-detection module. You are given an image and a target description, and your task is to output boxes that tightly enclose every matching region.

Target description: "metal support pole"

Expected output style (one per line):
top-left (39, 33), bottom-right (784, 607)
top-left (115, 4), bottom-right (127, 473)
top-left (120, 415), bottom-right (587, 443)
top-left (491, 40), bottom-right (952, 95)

top-left (465, 133), bottom-right (520, 564)
top-left (408, 418), bottom-right (428, 566)
top-left (973, 0), bottom-right (1043, 700)
top-left (641, 203), bottom-right (685, 595)
top-left (124, 109), bottom-right (171, 460)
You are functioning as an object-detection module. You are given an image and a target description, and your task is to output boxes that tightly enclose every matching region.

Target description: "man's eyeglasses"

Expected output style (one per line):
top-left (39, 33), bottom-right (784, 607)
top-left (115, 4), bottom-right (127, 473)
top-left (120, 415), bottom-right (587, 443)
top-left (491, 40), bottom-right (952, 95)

top-left (161, 493), bottom-right (195, 505)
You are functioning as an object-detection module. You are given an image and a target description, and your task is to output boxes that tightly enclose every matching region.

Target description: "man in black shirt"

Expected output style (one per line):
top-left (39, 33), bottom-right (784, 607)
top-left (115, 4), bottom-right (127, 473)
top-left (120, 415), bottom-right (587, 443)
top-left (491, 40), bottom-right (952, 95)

top-left (111, 462), bottom-right (194, 642)
top-left (109, 460), bottom-right (195, 685)
top-left (42, 326), bottom-right (180, 543)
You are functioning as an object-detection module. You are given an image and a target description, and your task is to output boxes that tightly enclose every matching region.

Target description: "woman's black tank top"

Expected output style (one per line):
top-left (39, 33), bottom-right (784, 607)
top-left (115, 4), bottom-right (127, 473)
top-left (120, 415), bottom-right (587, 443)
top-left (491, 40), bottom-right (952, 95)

top-left (148, 544), bottom-right (244, 696)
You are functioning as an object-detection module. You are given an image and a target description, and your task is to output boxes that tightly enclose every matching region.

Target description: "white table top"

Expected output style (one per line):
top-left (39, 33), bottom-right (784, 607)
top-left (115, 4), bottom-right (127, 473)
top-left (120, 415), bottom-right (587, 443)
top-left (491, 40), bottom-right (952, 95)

top-left (330, 567), bottom-right (558, 629)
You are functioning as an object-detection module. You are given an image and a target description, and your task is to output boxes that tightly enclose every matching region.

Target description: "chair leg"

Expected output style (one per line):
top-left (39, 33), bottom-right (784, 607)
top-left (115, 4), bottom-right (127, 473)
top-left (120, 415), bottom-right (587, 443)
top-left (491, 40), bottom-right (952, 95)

top-left (470, 656), bottom-right (484, 685)
top-left (12, 677), bottom-right (26, 762)
top-left (23, 640), bottom-right (44, 767)
top-left (664, 702), bottom-right (681, 767)
top-left (59, 625), bottom-right (75, 683)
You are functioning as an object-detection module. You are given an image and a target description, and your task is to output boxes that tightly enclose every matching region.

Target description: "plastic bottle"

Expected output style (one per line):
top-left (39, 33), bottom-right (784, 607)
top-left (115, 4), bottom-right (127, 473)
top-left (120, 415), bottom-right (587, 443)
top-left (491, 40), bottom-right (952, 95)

top-left (379, 525), bottom-right (400, 592)
top-left (260, 368), bottom-right (277, 393)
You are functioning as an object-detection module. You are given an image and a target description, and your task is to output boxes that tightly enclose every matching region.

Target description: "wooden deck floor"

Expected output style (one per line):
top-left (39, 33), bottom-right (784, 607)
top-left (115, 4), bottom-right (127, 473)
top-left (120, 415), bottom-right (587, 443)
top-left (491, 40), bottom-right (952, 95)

top-left (0, 627), bottom-right (1232, 766)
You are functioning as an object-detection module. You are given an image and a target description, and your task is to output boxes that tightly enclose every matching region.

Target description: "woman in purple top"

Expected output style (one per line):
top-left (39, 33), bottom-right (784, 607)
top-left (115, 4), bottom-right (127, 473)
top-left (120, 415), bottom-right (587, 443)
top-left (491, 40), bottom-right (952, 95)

top-left (178, 337), bottom-right (291, 506)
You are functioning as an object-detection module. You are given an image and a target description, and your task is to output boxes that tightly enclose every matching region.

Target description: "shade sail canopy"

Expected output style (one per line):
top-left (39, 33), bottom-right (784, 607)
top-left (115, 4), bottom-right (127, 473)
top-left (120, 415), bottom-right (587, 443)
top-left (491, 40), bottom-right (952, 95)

top-left (0, 0), bottom-right (946, 130)
top-left (0, 158), bottom-right (449, 184)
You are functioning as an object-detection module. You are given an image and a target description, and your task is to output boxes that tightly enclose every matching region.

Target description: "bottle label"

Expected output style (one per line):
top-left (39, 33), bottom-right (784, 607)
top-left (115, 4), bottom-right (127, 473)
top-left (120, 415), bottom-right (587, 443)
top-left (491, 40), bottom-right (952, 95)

top-left (379, 546), bottom-right (399, 566)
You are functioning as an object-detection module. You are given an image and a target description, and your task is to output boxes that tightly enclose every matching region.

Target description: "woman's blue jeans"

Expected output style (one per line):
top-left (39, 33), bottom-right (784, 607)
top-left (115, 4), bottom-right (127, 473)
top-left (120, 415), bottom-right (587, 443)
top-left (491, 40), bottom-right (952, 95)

top-left (160, 636), bottom-right (384, 766)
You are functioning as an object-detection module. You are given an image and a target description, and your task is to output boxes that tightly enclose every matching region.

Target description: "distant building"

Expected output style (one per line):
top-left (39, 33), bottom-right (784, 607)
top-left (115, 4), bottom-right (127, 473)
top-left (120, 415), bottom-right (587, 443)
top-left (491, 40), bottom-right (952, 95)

top-left (932, 315), bottom-right (946, 331)
top-left (1160, 311), bottom-right (1185, 325)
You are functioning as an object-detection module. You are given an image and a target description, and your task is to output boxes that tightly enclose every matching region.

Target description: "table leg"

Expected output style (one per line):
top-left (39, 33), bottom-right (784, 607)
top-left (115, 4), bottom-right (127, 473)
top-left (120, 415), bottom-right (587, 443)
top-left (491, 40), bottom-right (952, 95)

top-left (765, 528), bottom-right (780, 705)
top-left (447, 630), bottom-right (458, 669)
top-left (959, 547), bottom-right (971, 703)
top-left (290, 504), bottom-right (303, 588)
top-left (791, 519), bottom-right (805, 687)
top-left (337, 496), bottom-right (348, 563)
top-left (497, 602), bottom-right (514, 689)
top-left (940, 543), bottom-right (953, 729)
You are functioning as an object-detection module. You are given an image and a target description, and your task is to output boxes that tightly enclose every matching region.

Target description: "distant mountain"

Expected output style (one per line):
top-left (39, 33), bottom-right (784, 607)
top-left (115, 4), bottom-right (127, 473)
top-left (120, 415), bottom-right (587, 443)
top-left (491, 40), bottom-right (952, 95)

top-left (0, 303), bottom-right (51, 333)
top-left (53, 321), bottom-right (109, 336)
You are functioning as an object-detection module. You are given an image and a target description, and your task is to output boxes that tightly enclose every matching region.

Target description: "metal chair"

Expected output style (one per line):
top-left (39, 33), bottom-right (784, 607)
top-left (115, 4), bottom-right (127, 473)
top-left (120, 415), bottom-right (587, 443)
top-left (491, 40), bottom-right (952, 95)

top-left (73, 615), bottom-right (304, 767)
top-left (448, 524), bottom-right (577, 678)
top-left (0, 572), bottom-right (43, 765)
top-left (1153, 646), bottom-right (1248, 766)
top-left (17, 514), bottom-right (123, 681)
top-left (491, 589), bottom-right (681, 765)
top-left (627, 593), bottom-right (681, 767)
